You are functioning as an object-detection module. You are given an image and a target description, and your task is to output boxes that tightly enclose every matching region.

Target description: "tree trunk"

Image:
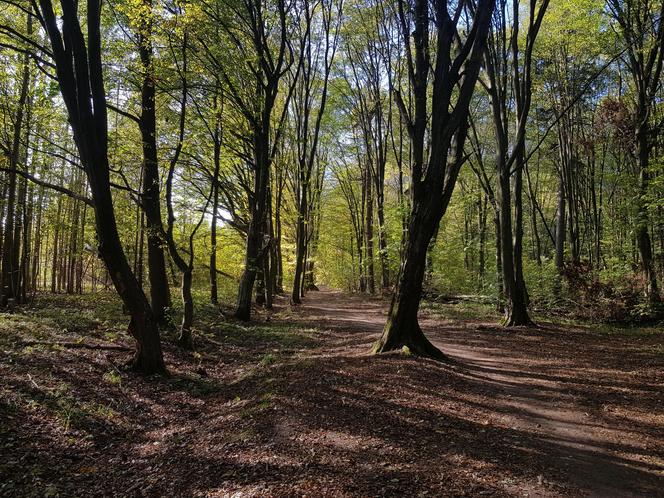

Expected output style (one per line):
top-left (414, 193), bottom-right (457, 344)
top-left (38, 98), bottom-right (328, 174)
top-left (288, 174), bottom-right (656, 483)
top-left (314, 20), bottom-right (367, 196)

top-left (291, 179), bottom-right (307, 304)
top-left (478, 195), bottom-right (487, 288)
top-left (210, 129), bottom-right (221, 305)
top-left (139, 0), bottom-right (171, 325)
top-left (236, 126), bottom-right (270, 320)
top-left (94, 181), bottom-right (165, 373)
top-left (373, 201), bottom-right (445, 359)
top-left (498, 167), bottom-right (531, 326)
top-left (493, 208), bottom-right (503, 310)
top-left (555, 180), bottom-right (565, 275)
top-left (274, 175), bottom-right (284, 294)
top-left (38, 0), bottom-right (166, 373)
top-left (365, 168), bottom-right (375, 294)
top-left (1, 16), bottom-right (30, 307)
top-left (636, 121), bottom-right (660, 304)
top-left (178, 269), bottom-right (194, 349)
top-left (376, 198), bottom-right (389, 291)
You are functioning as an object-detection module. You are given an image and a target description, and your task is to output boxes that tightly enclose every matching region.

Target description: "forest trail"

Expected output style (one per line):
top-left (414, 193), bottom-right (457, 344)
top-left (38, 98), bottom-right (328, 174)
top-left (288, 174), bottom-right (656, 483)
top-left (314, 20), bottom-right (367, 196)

top-left (283, 288), bottom-right (664, 497)
top-left (3, 290), bottom-right (663, 497)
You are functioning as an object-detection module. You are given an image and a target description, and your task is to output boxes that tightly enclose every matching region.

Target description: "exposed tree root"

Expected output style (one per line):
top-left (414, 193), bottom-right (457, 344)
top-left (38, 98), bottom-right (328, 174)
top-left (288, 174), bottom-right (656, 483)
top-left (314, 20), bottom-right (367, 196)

top-left (372, 324), bottom-right (448, 362)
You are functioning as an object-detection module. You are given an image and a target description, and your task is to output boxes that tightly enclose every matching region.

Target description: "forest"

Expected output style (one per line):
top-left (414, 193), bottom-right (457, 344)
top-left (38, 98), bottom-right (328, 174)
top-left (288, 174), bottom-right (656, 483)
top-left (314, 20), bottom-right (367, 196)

top-left (0, 0), bottom-right (663, 496)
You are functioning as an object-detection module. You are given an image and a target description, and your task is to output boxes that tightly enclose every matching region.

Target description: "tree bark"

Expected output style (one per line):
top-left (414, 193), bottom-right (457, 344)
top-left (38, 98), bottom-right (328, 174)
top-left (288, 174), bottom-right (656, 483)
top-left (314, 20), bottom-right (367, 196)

top-left (138, 0), bottom-right (171, 325)
top-left (373, 0), bottom-right (494, 358)
top-left (373, 200), bottom-right (446, 359)
top-left (1, 13), bottom-right (31, 307)
top-left (38, 0), bottom-right (165, 373)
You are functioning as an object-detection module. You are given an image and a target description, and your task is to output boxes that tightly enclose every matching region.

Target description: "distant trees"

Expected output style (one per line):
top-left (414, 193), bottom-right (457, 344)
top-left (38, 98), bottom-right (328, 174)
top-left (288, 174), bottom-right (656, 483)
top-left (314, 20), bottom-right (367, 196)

top-left (343, 3), bottom-right (392, 293)
top-left (0, 11), bottom-right (31, 307)
top-left (205, 0), bottom-right (294, 320)
top-left (291, 0), bottom-right (341, 305)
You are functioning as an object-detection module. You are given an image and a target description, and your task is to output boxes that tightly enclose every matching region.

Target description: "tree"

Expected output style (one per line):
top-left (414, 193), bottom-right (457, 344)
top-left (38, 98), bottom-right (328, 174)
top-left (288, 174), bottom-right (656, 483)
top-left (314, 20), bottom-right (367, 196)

top-left (481, 0), bottom-right (550, 326)
top-left (291, 0), bottom-right (340, 304)
top-left (372, 0), bottom-right (495, 358)
top-left (135, 0), bottom-right (172, 325)
top-left (200, 0), bottom-right (294, 320)
top-left (33, 0), bottom-right (165, 373)
top-left (343, 3), bottom-right (393, 293)
top-left (0, 11), bottom-right (31, 307)
top-left (608, 0), bottom-right (664, 305)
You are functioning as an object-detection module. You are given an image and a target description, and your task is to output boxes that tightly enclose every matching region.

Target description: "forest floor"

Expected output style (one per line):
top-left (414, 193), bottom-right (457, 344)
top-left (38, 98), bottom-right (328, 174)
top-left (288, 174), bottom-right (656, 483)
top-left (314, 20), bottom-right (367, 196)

top-left (1, 289), bottom-right (663, 497)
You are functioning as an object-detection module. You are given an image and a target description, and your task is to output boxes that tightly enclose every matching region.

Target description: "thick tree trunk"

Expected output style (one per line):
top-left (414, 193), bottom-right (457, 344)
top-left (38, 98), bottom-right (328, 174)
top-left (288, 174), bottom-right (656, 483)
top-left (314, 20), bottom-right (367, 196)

top-left (498, 169), bottom-right (531, 327)
top-left (94, 183), bottom-right (165, 373)
top-left (235, 232), bottom-right (259, 320)
top-left (373, 201), bottom-right (446, 359)
top-left (38, 0), bottom-right (166, 373)
top-left (236, 110), bottom-right (271, 319)
top-left (513, 155), bottom-right (529, 308)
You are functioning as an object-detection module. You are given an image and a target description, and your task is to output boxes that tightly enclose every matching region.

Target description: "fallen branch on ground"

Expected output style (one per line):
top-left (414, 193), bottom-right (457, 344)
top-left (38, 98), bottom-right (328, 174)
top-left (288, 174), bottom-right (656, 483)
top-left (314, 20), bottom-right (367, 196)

top-left (19, 340), bottom-right (131, 351)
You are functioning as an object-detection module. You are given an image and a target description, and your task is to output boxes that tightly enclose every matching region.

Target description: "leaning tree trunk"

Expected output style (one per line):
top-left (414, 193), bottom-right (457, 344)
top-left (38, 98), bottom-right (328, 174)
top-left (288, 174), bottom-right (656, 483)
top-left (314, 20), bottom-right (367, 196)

top-left (38, 0), bottom-right (166, 373)
top-left (93, 179), bottom-right (165, 373)
top-left (372, 199), bottom-right (446, 360)
top-left (372, 0), bottom-right (493, 357)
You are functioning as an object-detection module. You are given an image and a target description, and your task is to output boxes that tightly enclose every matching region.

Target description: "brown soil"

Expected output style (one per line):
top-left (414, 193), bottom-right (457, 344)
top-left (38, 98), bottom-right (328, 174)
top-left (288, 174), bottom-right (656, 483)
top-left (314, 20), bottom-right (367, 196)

top-left (1, 289), bottom-right (663, 497)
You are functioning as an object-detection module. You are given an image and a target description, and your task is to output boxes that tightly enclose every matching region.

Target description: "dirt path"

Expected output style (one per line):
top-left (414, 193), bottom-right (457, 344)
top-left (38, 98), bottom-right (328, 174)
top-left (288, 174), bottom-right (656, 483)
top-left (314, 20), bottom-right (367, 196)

top-left (284, 289), bottom-right (664, 497)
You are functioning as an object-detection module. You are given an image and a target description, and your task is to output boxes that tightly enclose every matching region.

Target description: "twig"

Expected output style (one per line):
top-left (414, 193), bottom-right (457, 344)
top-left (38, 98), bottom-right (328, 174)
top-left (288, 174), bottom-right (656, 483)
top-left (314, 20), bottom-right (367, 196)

top-left (27, 373), bottom-right (40, 389)
top-left (20, 340), bottom-right (130, 351)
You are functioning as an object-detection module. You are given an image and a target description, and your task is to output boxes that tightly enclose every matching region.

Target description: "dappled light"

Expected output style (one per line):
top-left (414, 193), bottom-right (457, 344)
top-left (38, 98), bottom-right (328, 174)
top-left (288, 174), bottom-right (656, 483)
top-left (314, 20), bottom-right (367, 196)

top-left (1, 0), bottom-right (663, 495)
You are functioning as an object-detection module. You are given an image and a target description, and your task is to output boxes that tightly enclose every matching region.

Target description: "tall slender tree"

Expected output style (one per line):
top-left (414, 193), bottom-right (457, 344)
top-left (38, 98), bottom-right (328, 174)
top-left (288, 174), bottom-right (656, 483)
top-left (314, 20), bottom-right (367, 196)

top-left (291, 0), bottom-right (340, 304)
top-left (33, 0), bottom-right (165, 373)
top-left (608, 0), bottom-right (664, 305)
top-left (481, 0), bottom-right (550, 326)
